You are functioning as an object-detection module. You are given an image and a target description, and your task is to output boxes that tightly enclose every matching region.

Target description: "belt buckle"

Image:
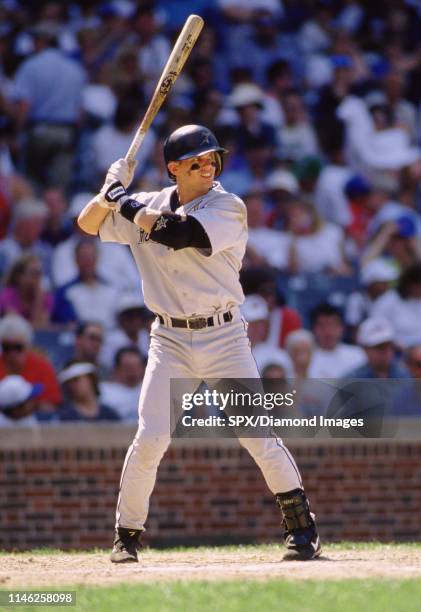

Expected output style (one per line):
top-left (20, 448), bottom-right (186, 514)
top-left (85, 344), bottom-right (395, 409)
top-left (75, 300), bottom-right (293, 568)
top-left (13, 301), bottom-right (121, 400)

top-left (187, 317), bottom-right (207, 330)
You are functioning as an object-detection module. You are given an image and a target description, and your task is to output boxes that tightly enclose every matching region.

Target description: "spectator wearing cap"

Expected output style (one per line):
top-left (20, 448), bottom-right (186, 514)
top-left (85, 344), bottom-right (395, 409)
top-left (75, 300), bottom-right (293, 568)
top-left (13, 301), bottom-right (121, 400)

top-left (52, 238), bottom-right (118, 329)
top-left (99, 292), bottom-right (152, 371)
top-left (278, 89), bottom-right (319, 161)
top-left (293, 156), bottom-right (323, 198)
top-left (240, 294), bottom-right (270, 348)
top-left (265, 168), bottom-right (300, 230)
top-left (344, 174), bottom-right (373, 249)
top-left (51, 192), bottom-right (140, 292)
top-left (100, 347), bottom-right (145, 421)
top-left (224, 83), bottom-right (278, 153)
top-left (244, 190), bottom-right (290, 270)
top-left (0, 253), bottom-right (54, 329)
top-left (240, 293), bottom-right (295, 378)
top-left (0, 197), bottom-right (52, 281)
top-left (285, 329), bottom-right (315, 380)
top-left (285, 328), bottom-right (332, 417)
top-left (309, 303), bottom-right (366, 378)
top-left (58, 360), bottom-right (119, 422)
top-left (343, 317), bottom-right (409, 379)
top-left (12, 21), bottom-right (87, 191)
top-left (0, 314), bottom-right (62, 418)
top-left (345, 258), bottom-right (398, 339)
top-left (371, 263), bottom-right (421, 349)
top-left (240, 267), bottom-right (302, 348)
top-left (362, 197), bottom-right (421, 270)
top-left (285, 197), bottom-right (351, 276)
top-left (0, 375), bottom-right (43, 427)
top-left (313, 52), bottom-right (355, 126)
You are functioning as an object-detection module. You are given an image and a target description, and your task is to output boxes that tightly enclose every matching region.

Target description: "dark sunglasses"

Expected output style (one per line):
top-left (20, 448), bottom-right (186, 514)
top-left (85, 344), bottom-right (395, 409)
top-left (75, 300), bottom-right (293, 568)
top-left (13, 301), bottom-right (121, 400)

top-left (2, 342), bottom-right (26, 352)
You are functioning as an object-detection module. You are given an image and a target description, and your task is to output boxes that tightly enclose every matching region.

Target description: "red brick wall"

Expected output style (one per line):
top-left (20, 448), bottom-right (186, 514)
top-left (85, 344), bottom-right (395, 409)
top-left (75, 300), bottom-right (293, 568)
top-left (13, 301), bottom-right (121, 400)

top-left (0, 427), bottom-right (420, 550)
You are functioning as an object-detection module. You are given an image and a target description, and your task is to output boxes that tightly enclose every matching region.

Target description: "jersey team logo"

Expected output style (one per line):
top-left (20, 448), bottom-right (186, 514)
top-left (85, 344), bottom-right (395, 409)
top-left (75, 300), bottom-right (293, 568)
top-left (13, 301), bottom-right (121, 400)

top-left (154, 216), bottom-right (168, 231)
top-left (137, 228), bottom-right (150, 244)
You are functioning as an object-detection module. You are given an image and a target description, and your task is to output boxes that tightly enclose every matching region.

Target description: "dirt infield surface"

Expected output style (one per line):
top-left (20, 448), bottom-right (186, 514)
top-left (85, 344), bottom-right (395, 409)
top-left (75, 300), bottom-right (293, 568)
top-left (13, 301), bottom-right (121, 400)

top-left (1, 545), bottom-right (421, 587)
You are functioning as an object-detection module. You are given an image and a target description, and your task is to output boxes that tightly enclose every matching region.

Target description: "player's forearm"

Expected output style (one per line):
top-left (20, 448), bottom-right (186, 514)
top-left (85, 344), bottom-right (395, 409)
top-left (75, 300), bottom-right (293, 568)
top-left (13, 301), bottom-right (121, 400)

top-left (101, 180), bottom-right (210, 248)
top-left (77, 195), bottom-right (111, 236)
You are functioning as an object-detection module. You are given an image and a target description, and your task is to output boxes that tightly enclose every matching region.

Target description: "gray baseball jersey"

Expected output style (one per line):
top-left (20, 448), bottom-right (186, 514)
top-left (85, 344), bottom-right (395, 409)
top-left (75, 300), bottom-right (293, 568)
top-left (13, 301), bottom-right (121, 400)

top-left (99, 181), bottom-right (247, 317)
top-left (99, 179), bottom-right (303, 531)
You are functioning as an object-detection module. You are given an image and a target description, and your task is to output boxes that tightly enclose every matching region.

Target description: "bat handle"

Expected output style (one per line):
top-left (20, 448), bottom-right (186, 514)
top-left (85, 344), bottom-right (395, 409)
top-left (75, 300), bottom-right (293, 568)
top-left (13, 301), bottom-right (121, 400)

top-left (125, 130), bottom-right (146, 165)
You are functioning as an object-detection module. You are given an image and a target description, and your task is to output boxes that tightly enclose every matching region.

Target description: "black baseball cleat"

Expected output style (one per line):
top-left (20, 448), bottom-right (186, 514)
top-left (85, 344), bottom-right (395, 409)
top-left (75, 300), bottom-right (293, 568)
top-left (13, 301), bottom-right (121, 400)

top-left (275, 488), bottom-right (322, 561)
top-left (110, 527), bottom-right (142, 563)
top-left (282, 522), bottom-right (321, 561)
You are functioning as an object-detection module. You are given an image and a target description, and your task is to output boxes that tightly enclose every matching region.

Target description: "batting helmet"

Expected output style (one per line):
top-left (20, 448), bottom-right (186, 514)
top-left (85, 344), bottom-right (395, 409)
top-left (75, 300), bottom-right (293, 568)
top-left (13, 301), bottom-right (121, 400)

top-left (163, 125), bottom-right (227, 181)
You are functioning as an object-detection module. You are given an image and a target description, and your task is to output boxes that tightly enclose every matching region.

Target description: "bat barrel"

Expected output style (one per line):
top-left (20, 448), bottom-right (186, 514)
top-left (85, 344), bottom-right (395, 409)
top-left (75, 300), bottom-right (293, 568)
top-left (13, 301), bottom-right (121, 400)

top-left (124, 14), bottom-right (204, 165)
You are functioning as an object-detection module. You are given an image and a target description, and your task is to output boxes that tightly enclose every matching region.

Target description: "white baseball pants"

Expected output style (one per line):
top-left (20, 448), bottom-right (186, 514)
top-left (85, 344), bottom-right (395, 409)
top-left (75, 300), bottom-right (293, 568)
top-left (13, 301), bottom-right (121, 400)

top-left (115, 308), bottom-right (303, 530)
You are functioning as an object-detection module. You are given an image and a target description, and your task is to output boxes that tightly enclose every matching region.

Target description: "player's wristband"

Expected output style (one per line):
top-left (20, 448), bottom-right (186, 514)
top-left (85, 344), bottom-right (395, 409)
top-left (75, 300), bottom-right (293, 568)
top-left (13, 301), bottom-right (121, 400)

top-left (104, 180), bottom-right (146, 223)
top-left (119, 198), bottom-right (146, 223)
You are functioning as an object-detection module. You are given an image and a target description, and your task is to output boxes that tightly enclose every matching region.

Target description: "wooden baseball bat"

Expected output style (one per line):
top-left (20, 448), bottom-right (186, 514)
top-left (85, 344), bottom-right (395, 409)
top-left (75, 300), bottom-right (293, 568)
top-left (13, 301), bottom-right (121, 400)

top-left (125, 14), bottom-right (204, 164)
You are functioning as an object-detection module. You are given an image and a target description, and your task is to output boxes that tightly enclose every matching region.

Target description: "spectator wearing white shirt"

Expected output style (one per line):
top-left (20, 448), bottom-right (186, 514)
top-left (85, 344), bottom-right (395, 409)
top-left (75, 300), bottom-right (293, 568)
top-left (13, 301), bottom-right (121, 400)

top-left (52, 192), bottom-right (140, 293)
top-left (240, 293), bottom-right (294, 376)
top-left (91, 98), bottom-right (156, 185)
top-left (285, 197), bottom-right (351, 276)
top-left (314, 123), bottom-right (353, 227)
top-left (278, 90), bottom-right (319, 161)
top-left (308, 303), bottom-right (366, 378)
top-left (100, 347), bottom-right (145, 422)
top-left (99, 293), bottom-right (152, 371)
top-left (265, 168), bottom-right (300, 230)
top-left (371, 262), bottom-right (421, 349)
top-left (285, 329), bottom-right (315, 380)
top-left (343, 317), bottom-right (409, 379)
top-left (345, 258), bottom-right (399, 339)
top-left (0, 198), bottom-right (52, 281)
top-left (244, 190), bottom-right (290, 270)
top-left (13, 22), bottom-right (87, 191)
top-left (52, 238), bottom-right (118, 329)
top-left (132, 6), bottom-right (171, 98)
top-left (72, 321), bottom-right (104, 369)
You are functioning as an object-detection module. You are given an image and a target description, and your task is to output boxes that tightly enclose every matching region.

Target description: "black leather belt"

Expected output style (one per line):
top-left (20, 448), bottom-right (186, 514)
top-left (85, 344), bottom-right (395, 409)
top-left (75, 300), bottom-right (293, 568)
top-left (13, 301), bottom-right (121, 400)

top-left (157, 310), bottom-right (233, 330)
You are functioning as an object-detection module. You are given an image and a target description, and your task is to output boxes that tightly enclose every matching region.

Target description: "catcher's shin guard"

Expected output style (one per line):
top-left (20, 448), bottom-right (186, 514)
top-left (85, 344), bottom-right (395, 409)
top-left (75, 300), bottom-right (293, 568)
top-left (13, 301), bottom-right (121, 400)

top-left (110, 527), bottom-right (142, 563)
top-left (275, 488), bottom-right (321, 560)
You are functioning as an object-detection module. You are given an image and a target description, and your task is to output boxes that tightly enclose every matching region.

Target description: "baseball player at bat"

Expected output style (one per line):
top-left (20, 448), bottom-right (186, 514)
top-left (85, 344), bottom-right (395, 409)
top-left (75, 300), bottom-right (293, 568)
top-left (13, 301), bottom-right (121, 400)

top-left (78, 125), bottom-right (321, 563)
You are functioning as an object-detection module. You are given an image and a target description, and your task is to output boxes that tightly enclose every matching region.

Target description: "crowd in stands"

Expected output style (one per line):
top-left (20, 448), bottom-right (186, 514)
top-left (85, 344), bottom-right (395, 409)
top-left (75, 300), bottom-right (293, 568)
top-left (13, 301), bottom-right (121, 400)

top-left (1, 0), bottom-right (421, 425)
